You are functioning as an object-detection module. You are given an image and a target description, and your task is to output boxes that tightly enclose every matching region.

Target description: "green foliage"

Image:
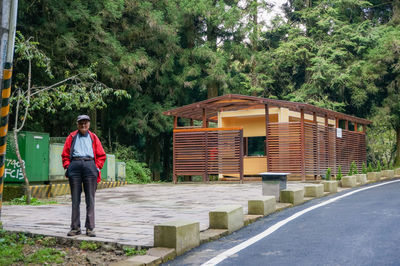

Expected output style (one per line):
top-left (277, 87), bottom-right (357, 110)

top-left (36, 237), bottom-right (57, 247)
top-left (367, 163), bottom-right (374, 173)
top-left (25, 248), bottom-right (65, 264)
top-left (114, 144), bottom-right (152, 183)
top-left (13, 0), bottom-right (400, 179)
top-left (336, 166), bottom-right (343, 180)
top-left (352, 161), bottom-right (358, 175)
top-left (0, 231), bottom-right (64, 265)
top-left (123, 247), bottom-right (147, 256)
top-left (126, 160), bottom-right (152, 184)
top-left (325, 167), bottom-right (331, 180)
top-left (376, 161), bottom-right (382, 172)
top-left (7, 196), bottom-right (57, 206)
top-left (362, 163), bottom-right (367, 174)
top-left (80, 241), bottom-right (100, 251)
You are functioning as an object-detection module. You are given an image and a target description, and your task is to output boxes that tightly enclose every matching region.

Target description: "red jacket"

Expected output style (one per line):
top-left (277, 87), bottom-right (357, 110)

top-left (61, 130), bottom-right (106, 183)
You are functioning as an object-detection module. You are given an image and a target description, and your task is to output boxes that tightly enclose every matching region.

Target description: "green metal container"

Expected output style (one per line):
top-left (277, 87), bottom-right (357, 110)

top-left (5, 131), bottom-right (49, 183)
top-left (49, 143), bottom-right (66, 182)
top-left (101, 156), bottom-right (107, 181)
top-left (115, 162), bottom-right (126, 181)
top-left (100, 154), bottom-right (116, 181)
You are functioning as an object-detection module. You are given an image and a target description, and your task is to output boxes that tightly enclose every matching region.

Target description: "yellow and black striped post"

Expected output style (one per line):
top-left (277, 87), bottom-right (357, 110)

top-left (0, 62), bottom-right (13, 222)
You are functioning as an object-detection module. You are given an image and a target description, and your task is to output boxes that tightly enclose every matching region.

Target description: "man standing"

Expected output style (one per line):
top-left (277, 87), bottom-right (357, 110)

top-left (62, 115), bottom-right (106, 237)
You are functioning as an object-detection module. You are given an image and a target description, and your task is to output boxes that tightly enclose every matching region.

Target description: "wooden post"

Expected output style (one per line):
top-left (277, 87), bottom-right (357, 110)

top-left (204, 131), bottom-right (208, 182)
top-left (265, 104), bottom-right (270, 171)
top-left (325, 114), bottom-right (329, 174)
top-left (313, 112), bottom-right (318, 178)
top-left (174, 116), bottom-right (178, 129)
top-left (300, 109), bottom-right (305, 181)
top-left (335, 117), bottom-right (339, 128)
top-left (173, 130), bottom-right (177, 184)
top-left (354, 122), bottom-right (358, 132)
top-left (345, 120), bottom-right (349, 131)
top-left (190, 119), bottom-right (193, 127)
top-left (202, 108), bottom-right (207, 128)
top-left (239, 129), bottom-right (244, 184)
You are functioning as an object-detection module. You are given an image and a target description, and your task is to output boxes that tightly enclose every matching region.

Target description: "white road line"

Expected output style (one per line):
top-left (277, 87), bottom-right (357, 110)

top-left (201, 179), bottom-right (400, 266)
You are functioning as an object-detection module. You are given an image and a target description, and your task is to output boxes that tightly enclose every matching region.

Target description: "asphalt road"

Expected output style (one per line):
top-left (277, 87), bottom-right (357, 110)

top-left (165, 180), bottom-right (400, 266)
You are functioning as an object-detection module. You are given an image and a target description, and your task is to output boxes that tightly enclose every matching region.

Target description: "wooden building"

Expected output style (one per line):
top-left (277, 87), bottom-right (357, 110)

top-left (163, 94), bottom-right (372, 182)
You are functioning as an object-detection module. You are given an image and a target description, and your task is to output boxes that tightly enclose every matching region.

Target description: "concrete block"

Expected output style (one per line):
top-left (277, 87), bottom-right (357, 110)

top-left (209, 205), bottom-right (244, 233)
top-left (304, 184), bottom-right (324, 198)
top-left (355, 174), bottom-right (367, 184)
top-left (147, 247), bottom-right (176, 263)
top-left (341, 176), bottom-right (357, 187)
top-left (381, 170), bottom-right (394, 179)
top-left (248, 196), bottom-right (276, 216)
top-left (376, 171), bottom-right (382, 179)
top-left (323, 181), bottom-right (338, 193)
top-left (112, 255), bottom-right (161, 266)
top-left (280, 188), bottom-right (304, 205)
top-left (367, 172), bottom-right (378, 181)
top-left (395, 168), bottom-right (400, 176)
top-left (154, 221), bottom-right (200, 256)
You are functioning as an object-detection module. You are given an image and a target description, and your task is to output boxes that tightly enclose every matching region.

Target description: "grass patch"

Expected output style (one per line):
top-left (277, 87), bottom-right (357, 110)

top-left (80, 240), bottom-right (100, 251)
top-left (25, 248), bottom-right (65, 264)
top-left (123, 246), bottom-right (147, 256)
top-left (4, 195), bottom-right (58, 205)
top-left (0, 230), bottom-right (64, 265)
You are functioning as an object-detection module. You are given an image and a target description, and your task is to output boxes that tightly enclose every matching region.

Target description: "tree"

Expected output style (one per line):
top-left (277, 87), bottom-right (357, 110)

top-left (12, 33), bottom-right (128, 203)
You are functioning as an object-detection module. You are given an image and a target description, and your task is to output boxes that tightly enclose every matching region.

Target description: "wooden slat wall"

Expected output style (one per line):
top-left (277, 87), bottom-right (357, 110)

top-left (268, 122), bottom-right (302, 173)
top-left (173, 128), bottom-right (243, 180)
top-left (268, 122), bottom-right (366, 176)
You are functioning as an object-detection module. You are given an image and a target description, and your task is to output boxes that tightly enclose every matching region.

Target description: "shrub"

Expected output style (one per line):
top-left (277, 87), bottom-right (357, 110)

top-left (325, 168), bottom-right (331, 180)
top-left (362, 163), bottom-right (367, 174)
top-left (376, 161), bottom-right (382, 172)
top-left (367, 163), bottom-right (374, 173)
top-left (126, 160), bottom-right (152, 184)
top-left (113, 143), bottom-right (152, 184)
top-left (352, 161), bottom-right (358, 175)
top-left (336, 166), bottom-right (342, 180)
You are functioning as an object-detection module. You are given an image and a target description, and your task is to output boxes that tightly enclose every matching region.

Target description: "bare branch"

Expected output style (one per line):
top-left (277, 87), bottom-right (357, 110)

top-left (30, 74), bottom-right (81, 97)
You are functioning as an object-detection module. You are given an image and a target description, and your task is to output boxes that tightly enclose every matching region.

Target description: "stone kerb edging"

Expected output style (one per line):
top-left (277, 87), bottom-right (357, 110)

top-left (382, 170), bottom-right (394, 179)
top-left (280, 188), bottom-right (304, 205)
top-left (341, 175), bottom-right (357, 187)
top-left (209, 205), bottom-right (244, 233)
top-left (119, 173), bottom-right (400, 266)
top-left (248, 196), bottom-right (276, 216)
top-left (153, 221), bottom-right (200, 256)
top-left (323, 180), bottom-right (338, 193)
top-left (304, 184), bottom-right (324, 198)
top-left (355, 174), bottom-right (367, 185)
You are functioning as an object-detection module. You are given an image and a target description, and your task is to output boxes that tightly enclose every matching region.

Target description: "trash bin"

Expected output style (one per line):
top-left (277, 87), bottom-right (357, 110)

top-left (115, 162), bottom-right (126, 181)
top-left (101, 154), bottom-right (115, 181)
top-left (259, 172), bottom-right (289, 201)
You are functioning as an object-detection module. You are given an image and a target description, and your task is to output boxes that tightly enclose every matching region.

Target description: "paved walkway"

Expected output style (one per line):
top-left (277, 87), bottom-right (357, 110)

top-left (2, 182), bottom-right (317, 247)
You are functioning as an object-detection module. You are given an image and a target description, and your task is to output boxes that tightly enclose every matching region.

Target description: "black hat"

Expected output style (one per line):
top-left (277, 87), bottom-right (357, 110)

top-left (77, 115), bottom-right (90, 122)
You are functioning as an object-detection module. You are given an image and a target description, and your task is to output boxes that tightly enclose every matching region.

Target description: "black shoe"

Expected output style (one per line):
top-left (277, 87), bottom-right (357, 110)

top-left (86, 229), bottom-right (96, 237)
top-left (67, 228), bottom-right (81, 236)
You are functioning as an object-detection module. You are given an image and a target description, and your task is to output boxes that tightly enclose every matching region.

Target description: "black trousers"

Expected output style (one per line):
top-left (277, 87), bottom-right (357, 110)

top-left (67, 159), bottom-right (98, 230)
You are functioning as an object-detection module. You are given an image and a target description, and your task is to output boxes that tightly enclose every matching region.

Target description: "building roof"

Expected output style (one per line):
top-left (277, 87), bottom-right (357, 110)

top-left (163, 94), bottom-right (372, 125)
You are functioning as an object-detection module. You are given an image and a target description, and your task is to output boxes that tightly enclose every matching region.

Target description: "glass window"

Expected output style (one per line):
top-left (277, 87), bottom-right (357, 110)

top-left (247, 137), bottom-right (265, 156)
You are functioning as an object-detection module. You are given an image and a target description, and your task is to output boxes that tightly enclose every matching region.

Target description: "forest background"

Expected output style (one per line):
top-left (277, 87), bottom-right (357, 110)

top-left (11, 0), bottom-right (400, 181)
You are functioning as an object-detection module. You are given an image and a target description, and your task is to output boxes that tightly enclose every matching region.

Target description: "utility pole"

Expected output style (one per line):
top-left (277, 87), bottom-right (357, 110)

top-left (0, 0), bottom-right (18, 226)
